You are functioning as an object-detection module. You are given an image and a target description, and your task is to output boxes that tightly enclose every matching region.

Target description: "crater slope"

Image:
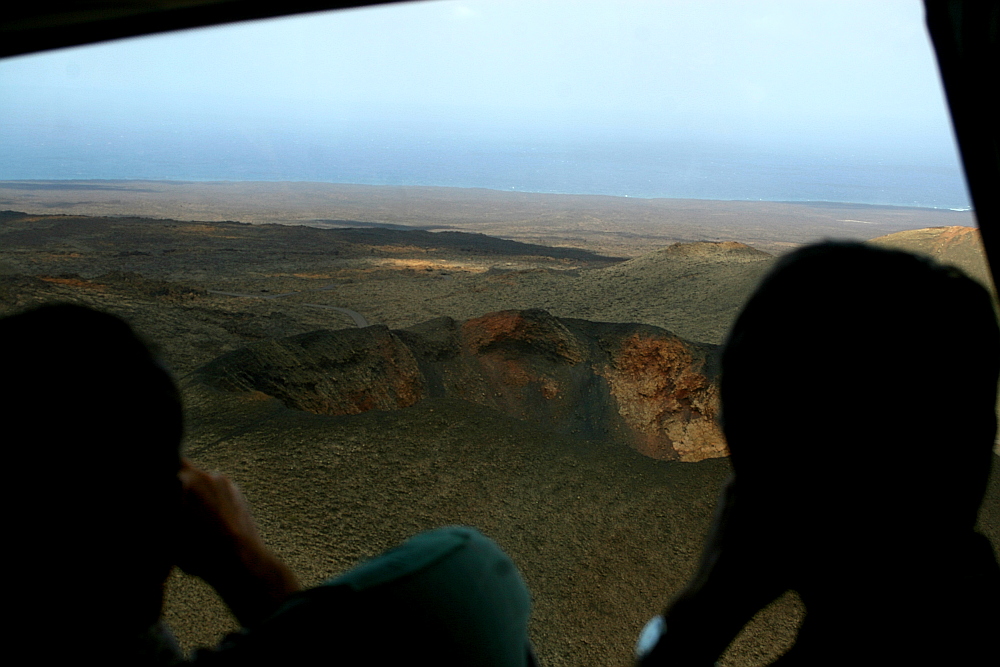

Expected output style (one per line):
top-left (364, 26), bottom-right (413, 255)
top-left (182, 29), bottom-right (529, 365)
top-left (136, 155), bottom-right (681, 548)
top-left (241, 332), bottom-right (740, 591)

top-left (869, 225), bottom-right (992, 290)
top-left (196, 309), bottom-right (725, 462)
top-left (3, 210), bottom-right (998, 667)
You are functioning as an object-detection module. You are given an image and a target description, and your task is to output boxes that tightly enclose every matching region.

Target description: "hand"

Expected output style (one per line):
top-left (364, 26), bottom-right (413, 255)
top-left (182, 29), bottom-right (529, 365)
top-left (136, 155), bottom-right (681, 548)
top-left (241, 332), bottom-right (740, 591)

top-left (176, 458), bottom-right (263, 578)
top-left (177, 458), bottom-right (301, 626)
top-left (639, 474), bottom-right (784, 666)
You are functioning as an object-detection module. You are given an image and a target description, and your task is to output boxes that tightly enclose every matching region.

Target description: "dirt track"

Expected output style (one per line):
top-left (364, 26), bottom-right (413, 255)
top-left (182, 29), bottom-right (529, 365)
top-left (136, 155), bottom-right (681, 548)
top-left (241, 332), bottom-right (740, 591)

top-left (207, 289), bottom-right (371, 327)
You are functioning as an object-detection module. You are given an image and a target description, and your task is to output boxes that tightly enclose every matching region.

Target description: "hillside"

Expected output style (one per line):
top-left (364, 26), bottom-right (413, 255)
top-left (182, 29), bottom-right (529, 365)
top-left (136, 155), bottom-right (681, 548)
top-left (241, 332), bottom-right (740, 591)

top-left (195, 309), bottom-right (725, 462)
top-left (870, 225), bottom-right (993, 290)
top-left (341, 240), bottom-right (777, 345)
top-left (2, 211), bottom-right (998, 666)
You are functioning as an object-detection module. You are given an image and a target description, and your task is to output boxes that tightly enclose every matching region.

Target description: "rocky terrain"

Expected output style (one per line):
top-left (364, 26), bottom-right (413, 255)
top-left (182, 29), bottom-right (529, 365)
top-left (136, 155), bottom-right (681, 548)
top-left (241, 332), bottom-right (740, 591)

top-left (869, 225), bottom-right (994, 290)
top-left (2, 206), bottom-right (997, 667)
top-left (196, 309), bottom-right (725, 462)
top-left (0, 180), bottom-right (974, 256)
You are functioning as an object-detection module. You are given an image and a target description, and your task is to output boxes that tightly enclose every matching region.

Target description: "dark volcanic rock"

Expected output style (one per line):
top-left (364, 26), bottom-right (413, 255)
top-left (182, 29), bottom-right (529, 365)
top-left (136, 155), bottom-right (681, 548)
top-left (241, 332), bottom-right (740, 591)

top-left (435, 310), bottom-right (601, 431)
top-left (198, 326), bottom-right (425, 416)
top-left (196, 309), bottom-right (726, 461)
top-left (94, 271), bottom-right (207, 299)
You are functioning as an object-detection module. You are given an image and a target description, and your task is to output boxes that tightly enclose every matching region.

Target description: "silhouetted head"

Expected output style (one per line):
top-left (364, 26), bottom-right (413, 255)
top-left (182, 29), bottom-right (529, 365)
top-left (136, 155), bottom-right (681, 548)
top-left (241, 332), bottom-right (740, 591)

top-left (720, 241), bottom-right (998, 540)
top-left (1, 303), bottom-right (183, 636)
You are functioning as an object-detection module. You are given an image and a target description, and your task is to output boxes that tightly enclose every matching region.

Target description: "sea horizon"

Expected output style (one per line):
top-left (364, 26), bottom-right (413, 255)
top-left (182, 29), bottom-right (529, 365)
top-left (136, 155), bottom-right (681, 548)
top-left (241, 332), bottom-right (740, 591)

top-left (0, 176), bottom-right (973, 214)
top-left (0, 122), bottom-right (972, 212)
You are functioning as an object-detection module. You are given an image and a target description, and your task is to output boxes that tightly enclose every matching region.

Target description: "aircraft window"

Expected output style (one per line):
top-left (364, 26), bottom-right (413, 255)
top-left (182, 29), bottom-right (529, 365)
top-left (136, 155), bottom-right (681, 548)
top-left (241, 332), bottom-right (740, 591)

top-left (1, 2), bottom-right (991, 665)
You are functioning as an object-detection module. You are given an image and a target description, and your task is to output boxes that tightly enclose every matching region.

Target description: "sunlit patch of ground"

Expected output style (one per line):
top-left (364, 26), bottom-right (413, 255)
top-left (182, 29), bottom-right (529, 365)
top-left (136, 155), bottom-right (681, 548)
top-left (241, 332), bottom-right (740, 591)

top-left (37, 252), bottom-right (84, 260)
top-left (15, 215), bottom-right (88, 224)
top-left (372, 244), bottom-right (434, 254)
top-left (175, 224), bottom-right (240, 239)
top-left (370, 258), bottom-right (490, 273)
top-left (38, 275), bottom-right (106, 290)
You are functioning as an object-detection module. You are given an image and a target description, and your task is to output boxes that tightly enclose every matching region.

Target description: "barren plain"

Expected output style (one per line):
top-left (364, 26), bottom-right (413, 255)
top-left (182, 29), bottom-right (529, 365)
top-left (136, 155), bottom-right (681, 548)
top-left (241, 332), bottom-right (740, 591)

top-left (1, 181), bottom-right (995, 667)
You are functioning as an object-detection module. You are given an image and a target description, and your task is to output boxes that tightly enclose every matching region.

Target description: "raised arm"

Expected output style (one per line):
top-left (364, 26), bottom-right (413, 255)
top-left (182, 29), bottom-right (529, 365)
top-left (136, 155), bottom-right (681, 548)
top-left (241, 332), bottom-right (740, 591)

top-left (637, 475), bottom-right (788, 666)
top-left (175, 458), bottom-right (302, 627)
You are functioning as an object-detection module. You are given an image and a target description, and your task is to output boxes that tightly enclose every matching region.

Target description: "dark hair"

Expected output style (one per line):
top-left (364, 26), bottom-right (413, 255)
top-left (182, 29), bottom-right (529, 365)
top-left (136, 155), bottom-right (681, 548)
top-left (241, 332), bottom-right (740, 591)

top-left (1, 303), bottom-right (184, 631)
top-left (720, 241), bottom-right (999, 534)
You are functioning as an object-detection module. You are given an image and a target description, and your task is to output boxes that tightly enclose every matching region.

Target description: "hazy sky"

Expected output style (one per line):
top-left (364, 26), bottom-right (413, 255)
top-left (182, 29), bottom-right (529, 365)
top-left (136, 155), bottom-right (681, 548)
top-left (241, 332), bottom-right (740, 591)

top-left (0, 0), bottom-right (963, 193)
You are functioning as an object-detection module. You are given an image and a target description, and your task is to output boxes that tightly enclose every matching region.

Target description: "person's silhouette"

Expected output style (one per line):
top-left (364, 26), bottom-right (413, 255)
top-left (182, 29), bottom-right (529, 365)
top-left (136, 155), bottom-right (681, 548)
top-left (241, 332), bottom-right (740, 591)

top-left (636, 241), bottom-right (1000, 665)
top-left (2, 303), bottom-right (534, 666)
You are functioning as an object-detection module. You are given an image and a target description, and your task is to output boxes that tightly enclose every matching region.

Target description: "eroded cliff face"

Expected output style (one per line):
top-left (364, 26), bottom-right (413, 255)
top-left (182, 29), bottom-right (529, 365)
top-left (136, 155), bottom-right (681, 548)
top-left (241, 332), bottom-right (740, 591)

top-left (598, 331), bottom-right (724, 461)
top-left (196, 309), bottom-right (726, 462)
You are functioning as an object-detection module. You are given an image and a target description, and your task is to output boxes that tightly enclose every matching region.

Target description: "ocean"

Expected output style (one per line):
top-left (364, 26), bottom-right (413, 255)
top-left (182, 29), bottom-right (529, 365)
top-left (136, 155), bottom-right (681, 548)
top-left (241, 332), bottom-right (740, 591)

top-left (0, 118), bottom-right (972, 210)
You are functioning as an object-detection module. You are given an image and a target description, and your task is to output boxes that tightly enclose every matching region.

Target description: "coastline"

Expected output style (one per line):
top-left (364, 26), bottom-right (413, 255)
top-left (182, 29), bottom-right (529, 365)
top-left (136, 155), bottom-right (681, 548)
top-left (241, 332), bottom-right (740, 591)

top-left (0, 179), bottom-right (975, 257)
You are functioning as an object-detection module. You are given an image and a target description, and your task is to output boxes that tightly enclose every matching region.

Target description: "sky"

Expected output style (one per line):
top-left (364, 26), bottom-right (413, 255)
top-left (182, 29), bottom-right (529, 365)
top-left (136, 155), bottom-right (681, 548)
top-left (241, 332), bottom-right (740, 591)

top-left (0, 0), bottom-right (967, 203)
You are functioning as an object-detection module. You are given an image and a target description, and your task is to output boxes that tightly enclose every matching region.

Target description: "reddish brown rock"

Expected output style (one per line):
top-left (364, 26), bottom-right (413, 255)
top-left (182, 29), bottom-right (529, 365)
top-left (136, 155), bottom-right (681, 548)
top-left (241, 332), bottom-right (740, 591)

top-left (598, 330), bottom-right (724, 462)
top-left (461, 309), bottom-right (585, 363)
top-left (445, 310), bottom-right (591, 423)
top-left (197, 309), bottom-right (727, 462)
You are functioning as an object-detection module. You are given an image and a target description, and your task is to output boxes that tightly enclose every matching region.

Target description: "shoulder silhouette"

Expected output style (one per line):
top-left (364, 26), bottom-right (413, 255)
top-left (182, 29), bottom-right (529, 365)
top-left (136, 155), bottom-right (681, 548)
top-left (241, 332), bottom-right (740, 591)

top-left (639, 241), bottom-right (1000, 665)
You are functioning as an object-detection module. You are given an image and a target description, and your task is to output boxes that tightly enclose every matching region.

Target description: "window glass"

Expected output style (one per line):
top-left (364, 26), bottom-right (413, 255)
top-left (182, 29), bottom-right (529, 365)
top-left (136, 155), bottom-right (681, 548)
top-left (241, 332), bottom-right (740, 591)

top-left (1, 2), bottom-right (988, 665)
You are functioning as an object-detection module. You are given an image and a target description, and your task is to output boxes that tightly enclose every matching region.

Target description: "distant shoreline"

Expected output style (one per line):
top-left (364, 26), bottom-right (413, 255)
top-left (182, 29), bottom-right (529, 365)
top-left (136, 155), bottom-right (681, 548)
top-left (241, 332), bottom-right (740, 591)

top-left (0, 178), bottom-right (970, 213)
top-left (0, 179), bottom-right (975, 257)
